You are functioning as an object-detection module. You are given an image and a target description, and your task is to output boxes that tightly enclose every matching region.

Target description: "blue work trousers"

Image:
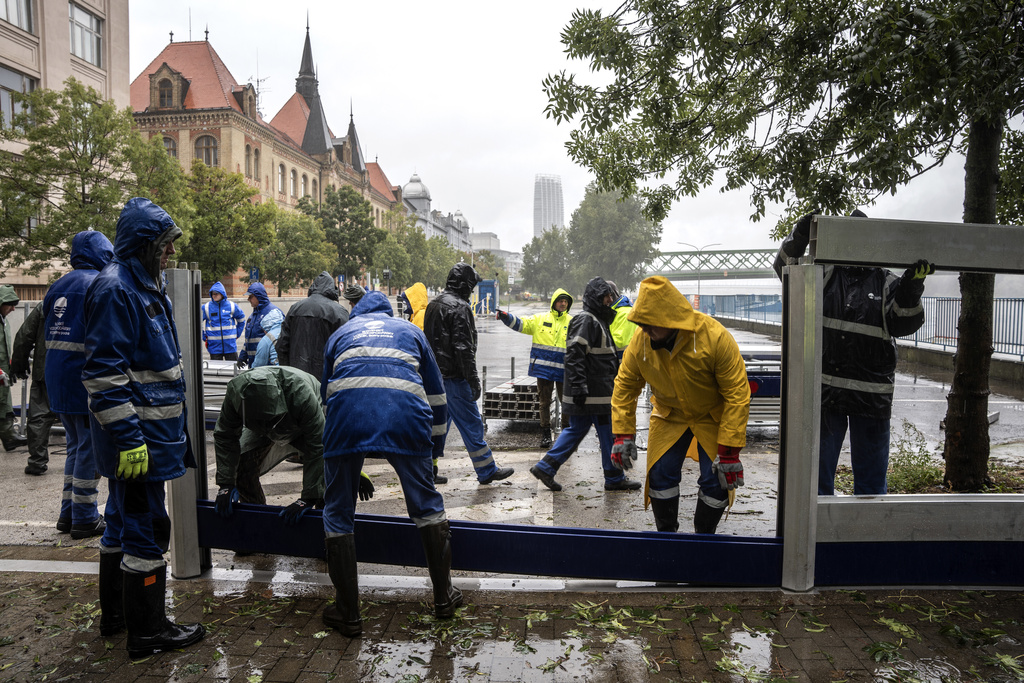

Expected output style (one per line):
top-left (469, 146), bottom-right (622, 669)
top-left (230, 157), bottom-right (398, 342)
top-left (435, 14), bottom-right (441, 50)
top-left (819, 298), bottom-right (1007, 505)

top-left (100, 479), bottom-right (171, 567)
top-left (819, 410), bottom-right (890, 495)
top-left (648, 430), bottom-right (728, 508)
top-left (437, 378), bottom-right (498, 482)
top-left (534, 413), bottom-right (624, 486)
top-left (323, 454), bottom-right (445, 536)
top-left (59, 414), bottom-right (100, 525)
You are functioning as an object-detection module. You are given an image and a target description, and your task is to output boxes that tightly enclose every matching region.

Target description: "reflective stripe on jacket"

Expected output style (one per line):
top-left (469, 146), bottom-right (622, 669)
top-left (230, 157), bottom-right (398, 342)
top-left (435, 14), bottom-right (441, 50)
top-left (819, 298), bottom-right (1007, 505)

top-left (500, 288), bottom-right (573, 382)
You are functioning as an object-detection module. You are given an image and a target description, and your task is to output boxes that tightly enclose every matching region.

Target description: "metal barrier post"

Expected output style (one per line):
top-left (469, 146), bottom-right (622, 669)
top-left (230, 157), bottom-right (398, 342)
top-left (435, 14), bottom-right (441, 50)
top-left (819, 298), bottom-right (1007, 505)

top-left (166, 264), bottom-right (210, 579)
top-left (18, 301), bottom-right (29, 436)
top-left (779, 263), bottom-right (822, 592)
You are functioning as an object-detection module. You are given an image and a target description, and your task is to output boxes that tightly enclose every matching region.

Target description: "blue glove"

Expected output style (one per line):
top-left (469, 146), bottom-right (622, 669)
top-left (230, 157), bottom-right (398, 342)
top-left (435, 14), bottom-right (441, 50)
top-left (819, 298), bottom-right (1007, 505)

top-left (358, 472), bottom-right (375, 501)
top-left (279, 497), bottom-right (322, 526)
top-left (215, 487), bottom-right (239, 518)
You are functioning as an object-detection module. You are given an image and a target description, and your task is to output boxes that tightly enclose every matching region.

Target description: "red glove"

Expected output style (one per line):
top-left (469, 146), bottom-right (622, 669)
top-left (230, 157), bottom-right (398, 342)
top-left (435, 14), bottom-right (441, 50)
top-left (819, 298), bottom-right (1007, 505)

top-left (713, 445), bottom-right (744, 490)
top-left (496, 310), bottom-right (510, 323)
top-left (0, 369), bottom-right (8, 387)
top-left (611, 434), bottom-right (638, 470)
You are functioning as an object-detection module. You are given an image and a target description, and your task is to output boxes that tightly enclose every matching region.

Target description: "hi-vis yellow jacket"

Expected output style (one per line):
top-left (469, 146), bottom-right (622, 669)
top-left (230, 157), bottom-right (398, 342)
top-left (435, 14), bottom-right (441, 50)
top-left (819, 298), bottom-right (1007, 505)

top-left (406, 282), bottom-right (429, 330)
top-left (612, 276), bottom-right (750, 507)
top-left (499, 288), bottom-right (573, 382)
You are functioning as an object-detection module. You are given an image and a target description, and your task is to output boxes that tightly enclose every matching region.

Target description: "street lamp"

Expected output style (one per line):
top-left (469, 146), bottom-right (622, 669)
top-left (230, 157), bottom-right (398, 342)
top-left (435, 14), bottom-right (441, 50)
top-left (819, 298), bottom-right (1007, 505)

top-left (677, 242), bottom-right (721, 309)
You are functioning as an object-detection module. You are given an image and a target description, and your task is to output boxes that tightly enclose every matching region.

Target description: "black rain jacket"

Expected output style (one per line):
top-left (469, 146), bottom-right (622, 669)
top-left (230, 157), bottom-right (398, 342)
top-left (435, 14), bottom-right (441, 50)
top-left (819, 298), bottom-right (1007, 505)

top-left (277, 272), bottom-right (349, 381)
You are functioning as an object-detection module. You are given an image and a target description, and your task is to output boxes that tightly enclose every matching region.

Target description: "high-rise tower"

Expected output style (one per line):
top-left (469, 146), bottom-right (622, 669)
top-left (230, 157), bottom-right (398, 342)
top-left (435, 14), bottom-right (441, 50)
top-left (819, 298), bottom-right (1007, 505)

top-left (533, 174), bottom-right (564, 239)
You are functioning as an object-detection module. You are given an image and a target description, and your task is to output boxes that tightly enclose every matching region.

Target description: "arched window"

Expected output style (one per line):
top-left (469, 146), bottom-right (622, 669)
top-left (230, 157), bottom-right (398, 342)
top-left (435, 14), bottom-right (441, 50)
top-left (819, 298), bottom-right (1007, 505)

top-left (162, 136), bottom-right (177, 159)
top-left (290, 169), bottom-right (297, 197)
top-left (194, 135), bottom-right (218, 166)
top-left (245, 145), bottom-right (252, 177)
top-left (278, 164), bottom-right (286, 193)
top-left (253, 148), bottom-right (260, 180)
top-left (301, 174), bottom-right (308, 197)
top-left (158, 79), bottom-right (173, 108)
top-left (312, 179), bottom-right (318, 197)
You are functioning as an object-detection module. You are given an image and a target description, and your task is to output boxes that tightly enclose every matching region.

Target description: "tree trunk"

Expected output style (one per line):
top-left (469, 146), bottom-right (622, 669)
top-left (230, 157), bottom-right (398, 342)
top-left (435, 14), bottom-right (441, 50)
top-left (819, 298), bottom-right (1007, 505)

top-left (943, 118), bottom-right (1002, 491)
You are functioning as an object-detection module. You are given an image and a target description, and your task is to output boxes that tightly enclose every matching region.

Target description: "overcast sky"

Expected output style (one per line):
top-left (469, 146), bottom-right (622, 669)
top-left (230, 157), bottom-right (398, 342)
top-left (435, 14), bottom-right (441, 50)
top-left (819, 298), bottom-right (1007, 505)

top-left (128, 0), bottom-right (969, 257)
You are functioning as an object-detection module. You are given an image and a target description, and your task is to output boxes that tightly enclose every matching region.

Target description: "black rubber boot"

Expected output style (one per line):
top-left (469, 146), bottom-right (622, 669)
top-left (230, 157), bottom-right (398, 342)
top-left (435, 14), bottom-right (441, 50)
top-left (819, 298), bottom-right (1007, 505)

top-left (539, 428), bottom-right (552, 449)
top-left (123, 565), bottom-right (205, 659)
top-left (323, 534), bottom-right (362, 637)
top-left (650, 497), bottom-right (679, 532)
top-left (693, 498), bottom-right (726, 534)
top-left (419, 521), bottom-right (463, 619)
top-left (99, 551), bottom-right (125, 637)
top-left (433, 461), bottom-right (448, 486)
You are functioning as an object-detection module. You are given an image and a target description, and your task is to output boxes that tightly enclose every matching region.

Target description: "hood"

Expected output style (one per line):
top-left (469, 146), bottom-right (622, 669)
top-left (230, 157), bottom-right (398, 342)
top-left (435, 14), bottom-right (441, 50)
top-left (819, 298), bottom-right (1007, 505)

top-left (239, 367), bottom-right (288, 425)
top-left (260, 308), bottom-right (284, 334)
top-left (309, 271), bottom-right (339, 301)
top-left (582, 277), bottom-right (616, 325)
top-left (549, 288), bottom-right (573, 316)
top-left (69, 230), bottom-right (114, 271)
top-left (627, 276), bottom-right (695, 331)
top-left (350, 290), bottom-right (394, 319)
top-left (246, 282), bottom-right (271, 309)
top-left (406, 282), bottom-right (429, 313)
top-left (113, 197), bottom-right (179, 260)
top-left (208, 281), bottom-right (228, 298)
top-left (445, 262), bottom-right (480, 301)
top-left (342, 282), bottom-right (365, 304)
top-left (611, 294), bottom-right (630, 309)
top-left (0, 284), bottom-right (19, 307)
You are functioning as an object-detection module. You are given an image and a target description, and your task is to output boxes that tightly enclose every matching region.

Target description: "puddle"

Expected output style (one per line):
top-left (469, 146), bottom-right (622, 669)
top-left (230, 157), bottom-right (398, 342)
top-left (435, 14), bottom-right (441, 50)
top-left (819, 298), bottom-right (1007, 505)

top-left (873, 657), bottom-right (964, 682)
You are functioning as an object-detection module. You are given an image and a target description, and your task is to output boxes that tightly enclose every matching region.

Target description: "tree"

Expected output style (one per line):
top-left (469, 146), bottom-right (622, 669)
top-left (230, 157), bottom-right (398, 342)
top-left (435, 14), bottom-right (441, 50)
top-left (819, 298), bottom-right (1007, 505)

top-left (521, 226), bottom-right (573, 296)
top-left (566, 185), bottom-right (661, 293)
top-left (297, 185), bottom-right (385, 280)
top-left (261, 206), bottom-right (336, 295)
top-left (390, 208), bottom-right (430, 284)
top-left (425, 236), bottom-right (461, 291)
top-left (0, 78), bottom-right (189, 275)
top-left (175, 161), bottom-right (274, 283)
top-left (371, 233), bottom-right (411, 292)
top-left (543, 0), bottom-right (1024, 490)
top-left (472, 249), bottom-right (509, 290)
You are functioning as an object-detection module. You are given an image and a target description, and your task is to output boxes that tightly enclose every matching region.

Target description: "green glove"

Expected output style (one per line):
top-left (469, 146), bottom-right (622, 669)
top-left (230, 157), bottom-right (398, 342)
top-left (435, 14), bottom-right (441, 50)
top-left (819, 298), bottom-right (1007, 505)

top-left (907, 259), bottom-right (935, 281)
top-left (117, 444), bottom-right (149, 479)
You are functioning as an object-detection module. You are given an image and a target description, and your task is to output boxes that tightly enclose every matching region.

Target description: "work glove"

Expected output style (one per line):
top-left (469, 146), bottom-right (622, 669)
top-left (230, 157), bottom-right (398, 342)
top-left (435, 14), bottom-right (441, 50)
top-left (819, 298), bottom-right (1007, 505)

top-left (713, 445), bottom-right (744, 490)
top-left (0, 369), bottom-right (7, 387)
top-left (279, 497), bottom-right (323, 525)
top-left (610, 435), bottom-right (638, 470)
top-left (215, 487), bottom-right (239, 518)
top-left (10, 360), bottom-right (27, 379)
top-left (358, 471), bottom-right (375, 501)
top-left (573, 393), bottom-right (588, 407)
top-left (116, 444), bottom-right (149, 479)
top-left (905, 259), bottom-right (935, 281)
top-left (496, 310), bottom-right (510, 323)
top-left (469, 377), bottom-right (481, 402)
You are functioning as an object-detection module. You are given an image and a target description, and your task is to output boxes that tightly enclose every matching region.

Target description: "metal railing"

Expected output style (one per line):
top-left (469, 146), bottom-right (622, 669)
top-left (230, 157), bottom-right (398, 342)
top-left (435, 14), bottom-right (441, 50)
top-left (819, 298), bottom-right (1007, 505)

top-left (706, 294), bottom-right (1024, 361)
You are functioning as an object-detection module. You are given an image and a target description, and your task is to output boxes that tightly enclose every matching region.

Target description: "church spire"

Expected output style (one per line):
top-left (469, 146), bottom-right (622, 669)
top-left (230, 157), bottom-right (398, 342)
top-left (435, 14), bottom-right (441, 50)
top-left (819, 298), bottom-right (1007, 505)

top-left (295, 23), bottom-right (317, 100)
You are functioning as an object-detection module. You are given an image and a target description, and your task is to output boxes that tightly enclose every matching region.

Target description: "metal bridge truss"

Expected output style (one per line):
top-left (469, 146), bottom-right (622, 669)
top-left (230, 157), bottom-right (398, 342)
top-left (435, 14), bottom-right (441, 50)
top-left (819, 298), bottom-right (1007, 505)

top-left (645, 249), bottom-right (777, 280)
top-left (166, 216), bottom-right (1024, 589)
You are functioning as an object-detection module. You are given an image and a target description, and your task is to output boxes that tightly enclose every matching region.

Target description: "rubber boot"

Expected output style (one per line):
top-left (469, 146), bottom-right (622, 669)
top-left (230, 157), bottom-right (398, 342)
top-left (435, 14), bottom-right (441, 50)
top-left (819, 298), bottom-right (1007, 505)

top-left (693, 498), bottom-right (726, 534)
top-left (539, 428), bottom-right (552, 449)
top-left (322, 534), bottom-right (361, 637)
top-left (419, 521), bottom-right (463, 619)
top-left (650, 497), bottom-right (679, 532)
top-left (123, 565), bottom-right (205, 659)
top-left (98, 551), bottom-right (125, 637)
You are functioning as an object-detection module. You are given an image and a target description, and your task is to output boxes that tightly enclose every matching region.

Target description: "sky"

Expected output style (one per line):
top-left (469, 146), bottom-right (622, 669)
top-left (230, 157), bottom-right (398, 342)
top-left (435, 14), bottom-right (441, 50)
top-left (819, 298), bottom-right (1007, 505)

top-left (127, 1), bottom-right (970, 258)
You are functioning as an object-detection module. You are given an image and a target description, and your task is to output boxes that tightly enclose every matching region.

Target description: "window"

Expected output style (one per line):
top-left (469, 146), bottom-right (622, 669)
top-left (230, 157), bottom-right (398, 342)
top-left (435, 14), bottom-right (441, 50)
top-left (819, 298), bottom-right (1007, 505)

top-left (278, 164), bottom-right (285, 193)
top-left (163, 137), bottom-right (177, 159)
top-left (312, 179), bottom-right (318, 198)
top-left (194, 135), bottom-right (217, 166)
top-left (301, 174), bottom-right (308, 197)
top-left (0, 0), bottom-right (32, 31)
top-left (158, 79), bottom-right (173, 107)
top-left (290, 169), bottom-right (297, 197)
top-left (253, 148), bottom-right (260, 181)
top-left (245, 145), bottom-right (252, 177)
top-left (69, 4), bottom-right (103, 68)
top-left (0, 64), bottom-right (35, 127)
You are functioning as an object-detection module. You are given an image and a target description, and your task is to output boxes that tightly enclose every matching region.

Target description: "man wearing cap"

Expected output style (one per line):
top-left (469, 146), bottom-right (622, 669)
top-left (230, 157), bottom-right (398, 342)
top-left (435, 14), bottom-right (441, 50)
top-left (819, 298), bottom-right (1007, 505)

top-left (83, 197), bottom-right (204, 658)
top-left (342, 282), bottom-right (365, 310)
top-left (0, 284), bottom-right (27, 451)
top-left (611, 276), bottom-right (751, 535)
top-left (496, 288), bottom-right (573, 448)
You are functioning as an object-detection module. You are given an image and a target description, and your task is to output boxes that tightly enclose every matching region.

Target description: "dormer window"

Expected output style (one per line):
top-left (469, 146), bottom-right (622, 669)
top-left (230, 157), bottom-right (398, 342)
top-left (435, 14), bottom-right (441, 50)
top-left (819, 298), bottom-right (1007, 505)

top-left (158, 79), bottom-right (173, 108)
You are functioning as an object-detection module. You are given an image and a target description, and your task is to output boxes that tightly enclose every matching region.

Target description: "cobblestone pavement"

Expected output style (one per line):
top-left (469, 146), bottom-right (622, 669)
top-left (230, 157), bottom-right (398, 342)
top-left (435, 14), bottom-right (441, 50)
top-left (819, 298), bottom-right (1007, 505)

top-left (2, 546), bottom-right (1024, 682)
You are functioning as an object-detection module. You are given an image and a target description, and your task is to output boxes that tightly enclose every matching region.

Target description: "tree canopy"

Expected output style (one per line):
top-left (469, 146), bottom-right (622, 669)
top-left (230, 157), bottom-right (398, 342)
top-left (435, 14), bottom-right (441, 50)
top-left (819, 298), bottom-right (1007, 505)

top-left (544, 0), bottom-right (1024, 490)
top-left (0, 78), bottom-right (189, 276)
top-left (260, 206), bottom-right (336, 295)
top-left (298, 185), bottom-right (385, 279)
top-left (522, 185), bottom-right (661, 296)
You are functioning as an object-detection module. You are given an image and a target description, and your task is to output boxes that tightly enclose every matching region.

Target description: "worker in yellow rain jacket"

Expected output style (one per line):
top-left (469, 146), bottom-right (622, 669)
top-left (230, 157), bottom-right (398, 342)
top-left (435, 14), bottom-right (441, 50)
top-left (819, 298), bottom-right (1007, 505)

top-left (606, 281), bottom-right (639, 359)
top-left (404, 282), bottom-right (429, 331)
top-left (610, 276), bottom-right (750, 534)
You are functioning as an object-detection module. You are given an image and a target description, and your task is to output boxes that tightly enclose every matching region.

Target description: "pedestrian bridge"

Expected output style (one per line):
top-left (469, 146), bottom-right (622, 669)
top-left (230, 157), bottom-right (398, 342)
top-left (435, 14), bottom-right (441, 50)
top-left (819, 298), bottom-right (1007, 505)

top-left (645, 249), bottom-right (777, 280)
